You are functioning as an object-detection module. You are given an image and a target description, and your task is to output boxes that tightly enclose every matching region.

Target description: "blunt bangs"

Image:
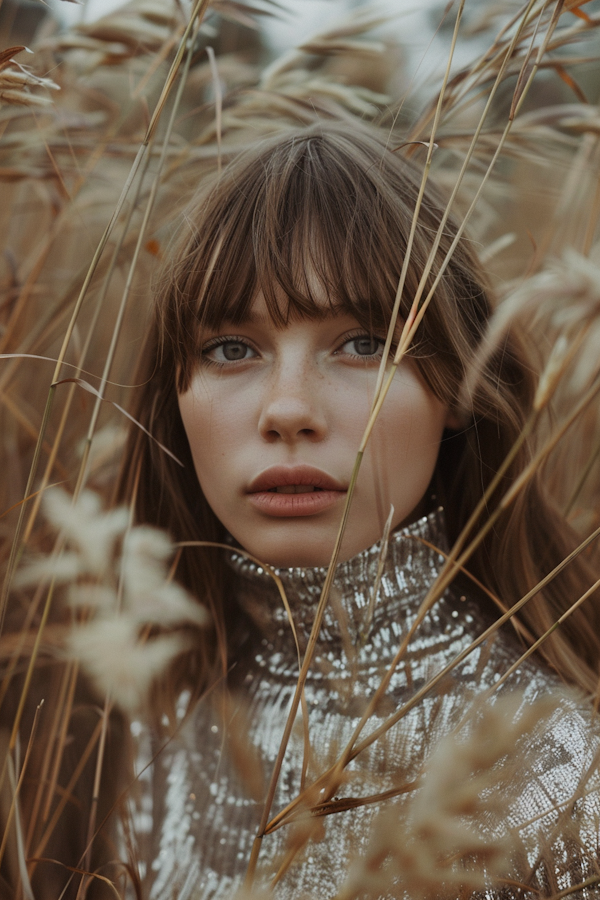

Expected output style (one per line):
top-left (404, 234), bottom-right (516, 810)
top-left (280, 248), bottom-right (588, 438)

top-left (162, 123), bottom-right (492, 404)
top-left (167, 126), bottom-right (427, 387)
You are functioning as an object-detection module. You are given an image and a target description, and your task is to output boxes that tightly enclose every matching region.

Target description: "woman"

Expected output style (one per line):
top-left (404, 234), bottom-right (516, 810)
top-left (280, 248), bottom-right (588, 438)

top-left (118, 121), bottom-right (600, 898)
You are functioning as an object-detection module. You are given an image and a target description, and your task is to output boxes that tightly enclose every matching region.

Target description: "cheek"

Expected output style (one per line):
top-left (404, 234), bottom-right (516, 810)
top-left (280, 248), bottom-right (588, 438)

top-left (178, 378), bottom-right (260, 518)
top-left (362, 375), bottom-right (448, 506)
top-left (178, 384), bottom-right (228, 486)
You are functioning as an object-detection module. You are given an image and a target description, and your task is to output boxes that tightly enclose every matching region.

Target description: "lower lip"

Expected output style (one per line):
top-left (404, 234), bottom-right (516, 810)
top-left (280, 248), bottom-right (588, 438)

top-left (247, 490), bottom-right (346, 517)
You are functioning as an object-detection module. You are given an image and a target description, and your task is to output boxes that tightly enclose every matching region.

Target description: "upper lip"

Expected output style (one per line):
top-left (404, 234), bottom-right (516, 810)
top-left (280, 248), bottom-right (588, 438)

top-left (247, 465), bottom-right (347, 493)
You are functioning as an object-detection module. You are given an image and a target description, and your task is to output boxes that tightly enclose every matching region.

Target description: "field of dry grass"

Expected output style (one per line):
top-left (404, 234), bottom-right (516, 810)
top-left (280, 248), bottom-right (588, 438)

top-left (2, 1), bottom-right (600, 897)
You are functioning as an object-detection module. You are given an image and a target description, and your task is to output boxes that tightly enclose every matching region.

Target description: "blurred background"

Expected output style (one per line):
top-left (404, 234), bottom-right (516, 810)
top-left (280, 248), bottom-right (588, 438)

top-left (0, 0), bottom-right (574, 85)
top-left (3, 0), bottom-right (600, 111)
top-left (5, 0), bottom-right (456, 59)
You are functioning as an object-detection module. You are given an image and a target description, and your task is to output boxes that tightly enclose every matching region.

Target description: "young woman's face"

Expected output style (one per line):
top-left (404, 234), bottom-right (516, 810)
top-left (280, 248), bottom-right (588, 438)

top-left (178, 295), bottom-right (451, 567)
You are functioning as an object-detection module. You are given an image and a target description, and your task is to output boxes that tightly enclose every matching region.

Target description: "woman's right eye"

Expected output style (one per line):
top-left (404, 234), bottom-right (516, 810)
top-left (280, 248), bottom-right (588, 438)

top-left (202, 339), bottom-right (257, 364)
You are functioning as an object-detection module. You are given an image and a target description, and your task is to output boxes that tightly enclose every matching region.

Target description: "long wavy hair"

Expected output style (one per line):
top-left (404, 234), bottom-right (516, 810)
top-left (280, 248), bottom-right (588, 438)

top-left (119, 120), bottom-right (600, 698)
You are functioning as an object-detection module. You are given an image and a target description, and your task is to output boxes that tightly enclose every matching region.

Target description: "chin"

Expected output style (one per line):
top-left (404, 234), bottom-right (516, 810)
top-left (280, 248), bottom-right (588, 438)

top-left (236, 525), bottom-right (376, 569)
top-left (256, 544), bottom-right (334, 569)
top-left (235, 528), bottom-right (337, 569)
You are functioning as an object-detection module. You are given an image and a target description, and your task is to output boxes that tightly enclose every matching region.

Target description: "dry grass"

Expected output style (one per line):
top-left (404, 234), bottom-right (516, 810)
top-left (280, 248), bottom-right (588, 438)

top-left (2, 0), bottom-right (600, 897)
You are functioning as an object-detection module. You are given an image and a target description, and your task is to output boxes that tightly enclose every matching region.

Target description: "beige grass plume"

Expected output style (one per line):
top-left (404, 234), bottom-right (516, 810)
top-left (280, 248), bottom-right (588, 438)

top-left (16, 487), bottom-right (208, 713)
top-left (0, 46), bottom-right (59, 108)
top-left (335, 694), bottom-right (558, 900)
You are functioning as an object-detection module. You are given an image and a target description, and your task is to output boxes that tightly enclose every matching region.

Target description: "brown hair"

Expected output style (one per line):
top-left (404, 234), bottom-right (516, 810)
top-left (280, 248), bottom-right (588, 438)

top-left (119, 121), bottom-right (600, 697)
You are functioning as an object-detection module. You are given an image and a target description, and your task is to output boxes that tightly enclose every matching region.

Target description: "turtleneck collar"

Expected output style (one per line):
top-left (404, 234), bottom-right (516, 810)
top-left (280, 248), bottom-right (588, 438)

top-left (226, 509), bottom-right (449, 655)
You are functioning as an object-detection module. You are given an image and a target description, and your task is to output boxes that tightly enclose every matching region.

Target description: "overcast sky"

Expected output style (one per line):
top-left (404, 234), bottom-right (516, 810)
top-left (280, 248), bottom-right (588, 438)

top-left (49, 0), bottom-right (483, 88)
top-left (50, 0), bottom-right (447, 55)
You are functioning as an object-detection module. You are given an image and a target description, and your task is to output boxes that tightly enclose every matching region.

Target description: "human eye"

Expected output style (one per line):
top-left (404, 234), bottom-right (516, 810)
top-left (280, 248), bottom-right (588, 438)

top-left (201, 336), bottom-right (258, 366)
top-left (337, 332), bottom-right (386, 360)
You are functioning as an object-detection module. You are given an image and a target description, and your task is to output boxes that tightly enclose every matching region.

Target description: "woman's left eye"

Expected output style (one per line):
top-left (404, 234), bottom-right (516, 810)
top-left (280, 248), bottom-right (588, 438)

top-left (339, 335), bottom-right (384, 358)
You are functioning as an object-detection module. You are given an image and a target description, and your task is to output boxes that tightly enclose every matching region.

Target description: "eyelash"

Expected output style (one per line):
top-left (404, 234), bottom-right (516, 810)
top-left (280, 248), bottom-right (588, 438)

top-left (200, 331), bottom-right (387, 367)
top-left (337, 331), bottom-right (386, 360)
top-left (201, 335), bottom-right (257, 367)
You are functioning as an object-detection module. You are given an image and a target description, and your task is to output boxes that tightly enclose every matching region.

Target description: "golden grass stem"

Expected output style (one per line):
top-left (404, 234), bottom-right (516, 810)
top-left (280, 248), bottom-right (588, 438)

top-left (243, 448), bottom-right (364, 887)
top-left (418, 537), bottom-right (535, 643)
top-left (0, 579), bottom-right (46, 714)
top-left (206, 47), bottom-right (223, 176)
top-left (272, 846), bottom-right (300, 887)
top-left (360, 504), bottom-right (394, 644)
top-left (266, 517), bottom-right (600, 836)
top-left (313, 409), bottom-right (535, 798)
top-left (331, 8), bottom-right (578, 762)
top-left (582, 156), bottom-right (600, 255)
top-left (76, 698), bottom-right (112, 900)
top-left (0, 569), bottom-right (57, 801)
top-left (0, 699), bottom-right (43, 870)
top-left (564, 438), bottom-right (600, 517)
top-left (32, 714), bottom-right (103, 864)
top-left (1, 0), bottom-right (212, 632)
top-left (373, 0), bottom-right (467, 402)
top-left (476, 572), bottom-right (600, 698)
top-left (0, 224), bottom-right (53, 356)
top-left (175, 541), bottom-right (301, 665)
top-left (41, 662), bottom-right (78, 826)
top-left (142, 0), bottom-right (211, 146)
top-left (0, 386), bottom-right (55, 633)
top-left (76, 20), bottom-right (199, 501)
top-left (269, 780), bottom-right (419, 835)
top-left (0, 391), bottom-right (64, 465)
top-left (177, 540), bottom-right (313, 802)
top-left (32, 859), bottom-right (122, 900)
top-left (266, 369), bottom-right (600, 832)
top-left (369, 0), bottom-right (545, 464)
top-left (18, 210), bottom-right (124, 548)
top-left (72, 149), bottom-right (156, 499)
top-left (350, 374), bottom-right (600, 752)
top-left (257, 1), bottom-right (529, 859)
top-left (24, 662), bottom-right (71, 853)
top-left (257, 0), bottom-right (565, 864)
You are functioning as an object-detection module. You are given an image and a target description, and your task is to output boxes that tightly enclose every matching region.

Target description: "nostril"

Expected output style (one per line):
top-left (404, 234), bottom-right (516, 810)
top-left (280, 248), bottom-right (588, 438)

top-left (258, 396), bottom-right (327, 443)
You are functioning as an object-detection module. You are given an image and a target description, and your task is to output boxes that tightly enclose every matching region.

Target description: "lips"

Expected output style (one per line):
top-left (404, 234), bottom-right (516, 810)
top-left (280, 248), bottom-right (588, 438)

top-left (247, 465), bottom-right (347, 517)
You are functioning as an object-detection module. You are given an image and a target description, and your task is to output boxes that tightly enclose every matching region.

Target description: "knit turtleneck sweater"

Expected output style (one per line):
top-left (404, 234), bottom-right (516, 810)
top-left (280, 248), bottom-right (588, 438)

top-left (131, 510), bottom-right (600, 899)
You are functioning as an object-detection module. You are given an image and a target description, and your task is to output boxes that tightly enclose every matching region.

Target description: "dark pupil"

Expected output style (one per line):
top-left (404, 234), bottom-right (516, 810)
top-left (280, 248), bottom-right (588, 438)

top-left (354, 336), bottom-right (379, 356)
top-left (223, 342), bottom-right (246, 361)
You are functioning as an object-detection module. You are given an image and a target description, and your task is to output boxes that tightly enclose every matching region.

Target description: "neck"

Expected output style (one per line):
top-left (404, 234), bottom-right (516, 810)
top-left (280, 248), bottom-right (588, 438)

top-left (226, 509), bottom-right (450, 668)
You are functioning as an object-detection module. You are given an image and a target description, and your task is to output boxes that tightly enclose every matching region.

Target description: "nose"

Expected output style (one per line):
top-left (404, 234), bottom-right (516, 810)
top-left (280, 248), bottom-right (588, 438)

top-left (258, 358), bottom-right (328, 444)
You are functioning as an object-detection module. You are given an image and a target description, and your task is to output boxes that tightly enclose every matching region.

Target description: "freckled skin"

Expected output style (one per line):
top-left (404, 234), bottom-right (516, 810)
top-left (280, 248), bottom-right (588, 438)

top-left (178, 296), bottom-right (451, 568)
